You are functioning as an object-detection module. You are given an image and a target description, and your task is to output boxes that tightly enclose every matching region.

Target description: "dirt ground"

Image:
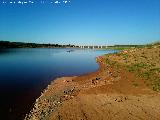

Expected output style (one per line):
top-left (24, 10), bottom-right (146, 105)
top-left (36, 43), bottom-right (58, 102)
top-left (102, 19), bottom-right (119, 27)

top-left (25, 45), bottom-right (160, 120)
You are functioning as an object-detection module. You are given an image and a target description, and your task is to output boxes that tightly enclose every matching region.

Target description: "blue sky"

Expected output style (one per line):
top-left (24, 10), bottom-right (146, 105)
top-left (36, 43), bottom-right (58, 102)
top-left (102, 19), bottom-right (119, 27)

top-left (0, 0), bottom-right (160, 45)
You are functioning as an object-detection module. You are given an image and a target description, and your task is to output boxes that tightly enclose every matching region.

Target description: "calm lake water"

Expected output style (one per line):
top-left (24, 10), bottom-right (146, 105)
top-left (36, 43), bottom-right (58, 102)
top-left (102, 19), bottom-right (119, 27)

top-left (0, 48), bottom-right (117, 120)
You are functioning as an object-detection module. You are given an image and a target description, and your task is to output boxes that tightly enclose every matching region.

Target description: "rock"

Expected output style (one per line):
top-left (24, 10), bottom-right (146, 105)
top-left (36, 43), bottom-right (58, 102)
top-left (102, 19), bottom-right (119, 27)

top-left (92, 79), bottom-right (97, 85)
top-left (96, 77), bottom-right (101, 80)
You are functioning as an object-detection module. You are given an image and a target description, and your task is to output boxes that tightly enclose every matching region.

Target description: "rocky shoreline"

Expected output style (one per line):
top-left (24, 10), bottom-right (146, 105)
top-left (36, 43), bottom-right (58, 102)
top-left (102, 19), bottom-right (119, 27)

top-left (25, 56), bottom-right (106, 120)
top-left (25, 45), bottom-right (160, 120)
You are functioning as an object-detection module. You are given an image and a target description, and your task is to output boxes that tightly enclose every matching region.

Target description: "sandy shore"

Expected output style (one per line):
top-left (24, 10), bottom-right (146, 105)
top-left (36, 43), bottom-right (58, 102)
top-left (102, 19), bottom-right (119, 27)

top-left (25, 45), bottom-right (160, 120)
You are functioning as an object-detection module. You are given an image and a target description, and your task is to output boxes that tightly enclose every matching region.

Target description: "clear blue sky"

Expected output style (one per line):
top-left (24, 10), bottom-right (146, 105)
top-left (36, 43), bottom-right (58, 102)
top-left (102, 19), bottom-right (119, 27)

top-left (0, 0), bottom-right (160, 45)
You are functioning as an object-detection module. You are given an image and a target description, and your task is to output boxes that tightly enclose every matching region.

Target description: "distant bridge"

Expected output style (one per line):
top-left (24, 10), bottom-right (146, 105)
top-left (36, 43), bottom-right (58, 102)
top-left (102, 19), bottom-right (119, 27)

top-left (75, 45), bottom-right (108, 49)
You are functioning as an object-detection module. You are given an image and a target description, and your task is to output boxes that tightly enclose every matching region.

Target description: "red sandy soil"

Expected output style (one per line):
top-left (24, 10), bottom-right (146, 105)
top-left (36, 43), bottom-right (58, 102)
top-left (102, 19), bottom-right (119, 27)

top-left (25, 45), bottom-right (160, 120)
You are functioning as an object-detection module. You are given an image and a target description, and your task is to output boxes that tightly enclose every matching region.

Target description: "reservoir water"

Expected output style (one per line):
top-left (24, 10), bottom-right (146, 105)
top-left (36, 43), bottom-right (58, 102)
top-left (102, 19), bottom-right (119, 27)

top-left (0, 48), bottom-right (117, 120)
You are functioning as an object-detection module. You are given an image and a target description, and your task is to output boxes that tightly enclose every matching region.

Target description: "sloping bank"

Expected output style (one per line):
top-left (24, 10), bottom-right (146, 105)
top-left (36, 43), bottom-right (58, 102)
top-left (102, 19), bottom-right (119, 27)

top-left (25, 45), bottom-right (160, 120)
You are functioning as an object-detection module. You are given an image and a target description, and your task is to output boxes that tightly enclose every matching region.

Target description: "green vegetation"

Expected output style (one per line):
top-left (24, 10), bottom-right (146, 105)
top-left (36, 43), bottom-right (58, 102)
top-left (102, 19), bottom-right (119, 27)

top-left (105, 41), bottom-right (160, 91)
top-left (126, 63), bottom-right (151, 72)
top-left (106, 45), bottom-right (145, 50)
top-left (106, 40), bottom-right (160, 50)
top-left (105, 58), bottom-right (117, 66)
top-left (126, 63), bottom-right (160, 91)
top-left (106, 58), bottom-right (110, 64)
top-left (0, 41), bottom-right (77, 48)
top-left (146, 41), bottom-right (160, 46)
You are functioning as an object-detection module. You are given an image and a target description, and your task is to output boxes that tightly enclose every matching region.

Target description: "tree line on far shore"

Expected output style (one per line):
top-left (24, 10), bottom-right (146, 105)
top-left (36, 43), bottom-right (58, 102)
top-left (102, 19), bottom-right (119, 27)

top-left (0, 40), bottom-right (159, 49)
top-left (0, 41), bottom-right (77, 48)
